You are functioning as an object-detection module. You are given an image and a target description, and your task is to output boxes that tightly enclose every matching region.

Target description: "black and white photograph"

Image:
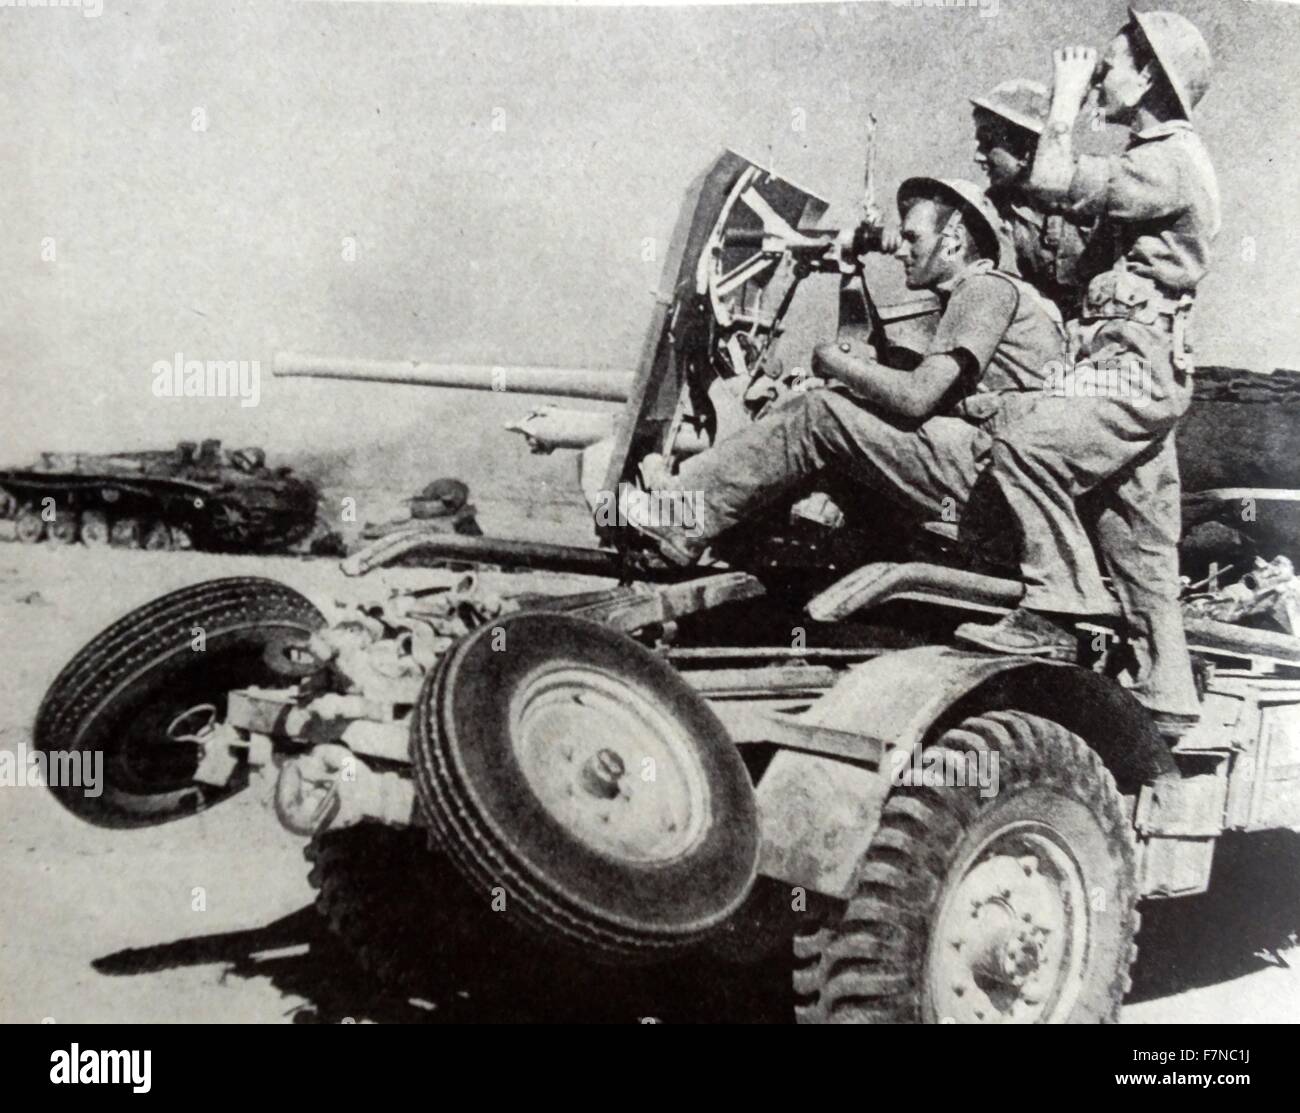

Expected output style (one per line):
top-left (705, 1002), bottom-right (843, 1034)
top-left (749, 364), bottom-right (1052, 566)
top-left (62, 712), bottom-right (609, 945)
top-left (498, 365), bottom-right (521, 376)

top-left (2, 0), bottom-right (1298, 1049)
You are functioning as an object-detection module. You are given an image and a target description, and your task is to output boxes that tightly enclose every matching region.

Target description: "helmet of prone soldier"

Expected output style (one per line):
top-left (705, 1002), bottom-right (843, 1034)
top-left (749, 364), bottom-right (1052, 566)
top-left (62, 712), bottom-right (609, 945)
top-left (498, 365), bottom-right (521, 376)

top-left (969, 78), bottom-right (1050, 136)
top-left (1129, 7), bottom-right (1212, 118)
top-left (896, 177), bottom-right (1005, 267)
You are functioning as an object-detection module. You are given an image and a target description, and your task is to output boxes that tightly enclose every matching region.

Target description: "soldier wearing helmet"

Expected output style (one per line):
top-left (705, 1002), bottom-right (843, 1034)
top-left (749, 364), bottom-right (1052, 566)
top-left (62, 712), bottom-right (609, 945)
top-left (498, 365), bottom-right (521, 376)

top-left (970, 78), bottom-right (1092, 320)
top-left (622, 178), bottom-right (1066, 567)
top-left (956, 10), bottom-right (1219, 736)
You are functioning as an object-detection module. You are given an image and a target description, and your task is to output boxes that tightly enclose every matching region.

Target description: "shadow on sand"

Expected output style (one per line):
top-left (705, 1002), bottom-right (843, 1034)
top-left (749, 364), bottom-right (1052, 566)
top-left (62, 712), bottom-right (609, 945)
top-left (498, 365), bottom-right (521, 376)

top-left (93, 904), bottom-right (794, 1024)
top-left (1127, 830), bottom-right (1300, 1005)
top-left (93, 830), bottom-right (1299, 1022)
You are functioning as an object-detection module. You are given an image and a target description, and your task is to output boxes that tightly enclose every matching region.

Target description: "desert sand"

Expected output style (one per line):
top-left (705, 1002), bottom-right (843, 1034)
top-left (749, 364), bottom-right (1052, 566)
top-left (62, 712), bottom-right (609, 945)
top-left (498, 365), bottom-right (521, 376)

top-left (1, 542), bottom-right (1296, 1024)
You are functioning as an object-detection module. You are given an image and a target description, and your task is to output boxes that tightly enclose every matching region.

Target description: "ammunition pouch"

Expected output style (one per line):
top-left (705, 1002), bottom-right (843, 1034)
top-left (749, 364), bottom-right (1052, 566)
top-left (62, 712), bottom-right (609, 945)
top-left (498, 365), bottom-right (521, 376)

top-left (1081, 270), bottom-right (1196, 373)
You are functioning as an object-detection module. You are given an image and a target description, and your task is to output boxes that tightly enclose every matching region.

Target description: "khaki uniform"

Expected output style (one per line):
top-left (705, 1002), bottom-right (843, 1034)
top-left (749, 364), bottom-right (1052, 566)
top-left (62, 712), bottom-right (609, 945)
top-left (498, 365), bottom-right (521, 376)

top-left (676, 261), bottom-right (1066, 538)
top-left (989, 186), bottom-right (1091, 321)
top-left (990, 121), bottom-right (1220, 716)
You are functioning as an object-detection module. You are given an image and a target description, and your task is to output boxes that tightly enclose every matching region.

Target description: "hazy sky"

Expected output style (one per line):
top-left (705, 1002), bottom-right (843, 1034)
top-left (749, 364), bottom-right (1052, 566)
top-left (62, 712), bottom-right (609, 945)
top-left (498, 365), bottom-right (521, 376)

top-left (3, 0), bottom-right (1298, 490)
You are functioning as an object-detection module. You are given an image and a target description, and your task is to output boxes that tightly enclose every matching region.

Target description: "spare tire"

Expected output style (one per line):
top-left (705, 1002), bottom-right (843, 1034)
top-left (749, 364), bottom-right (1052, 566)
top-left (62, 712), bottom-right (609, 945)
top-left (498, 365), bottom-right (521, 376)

top-left (411, 611), bottom-right (759, 963)
top-left (35, 577), bottom-right (324, 827)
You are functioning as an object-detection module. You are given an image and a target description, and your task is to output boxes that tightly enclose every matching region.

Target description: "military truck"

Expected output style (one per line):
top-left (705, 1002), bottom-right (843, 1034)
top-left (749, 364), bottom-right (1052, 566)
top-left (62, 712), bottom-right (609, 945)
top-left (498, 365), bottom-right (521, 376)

top-left (33, 150), bottom-right (1300, 1023)
top-left (0, 438), bottom-right (319, 553)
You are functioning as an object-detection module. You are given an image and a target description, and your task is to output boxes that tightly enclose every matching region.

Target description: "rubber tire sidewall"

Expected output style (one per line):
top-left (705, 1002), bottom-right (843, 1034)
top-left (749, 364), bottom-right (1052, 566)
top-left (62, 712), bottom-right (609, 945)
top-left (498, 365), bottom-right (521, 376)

top-left (795, 712), bottom-right (1138, 1024)
top-left (421, 611), bottom-right (760, 943)
top-left (35, 577), bottom-right (323, 827)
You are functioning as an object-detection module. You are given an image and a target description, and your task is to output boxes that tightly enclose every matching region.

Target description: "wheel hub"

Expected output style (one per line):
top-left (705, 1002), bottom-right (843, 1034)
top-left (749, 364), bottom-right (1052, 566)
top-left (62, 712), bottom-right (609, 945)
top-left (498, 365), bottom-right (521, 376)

top-left (930, 826), bottom-right (1086, 1023)
top-left (580, 748), bottom-right (626, 800)
top-left (511, 666), bottom-right (709, 864)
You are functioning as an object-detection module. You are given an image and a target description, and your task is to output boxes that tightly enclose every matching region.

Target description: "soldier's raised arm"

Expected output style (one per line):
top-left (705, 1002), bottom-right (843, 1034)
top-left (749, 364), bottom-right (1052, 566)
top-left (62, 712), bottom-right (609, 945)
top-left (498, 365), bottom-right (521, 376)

top-left (1027, 46), bottom-right (1098, 203)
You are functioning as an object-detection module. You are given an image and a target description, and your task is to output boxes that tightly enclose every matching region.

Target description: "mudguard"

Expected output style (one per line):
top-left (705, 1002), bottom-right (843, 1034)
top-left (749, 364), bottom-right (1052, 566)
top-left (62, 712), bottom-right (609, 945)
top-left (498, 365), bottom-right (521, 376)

top-left (757, 646), bottom-right (1173, 898)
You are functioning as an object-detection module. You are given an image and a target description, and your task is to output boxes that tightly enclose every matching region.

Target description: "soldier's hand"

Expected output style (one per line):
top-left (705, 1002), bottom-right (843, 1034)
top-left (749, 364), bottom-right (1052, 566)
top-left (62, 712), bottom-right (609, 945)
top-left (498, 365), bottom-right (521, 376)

top-left (1051, 46), bottom-right (1098, 113)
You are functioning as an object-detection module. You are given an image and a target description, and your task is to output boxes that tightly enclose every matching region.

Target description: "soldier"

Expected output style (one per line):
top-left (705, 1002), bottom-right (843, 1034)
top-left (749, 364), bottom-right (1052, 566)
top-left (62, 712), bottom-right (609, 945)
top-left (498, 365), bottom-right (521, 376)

top-left (624, 177), bottom-right (1066, 567)
top-left (955, 10), bottom-right (1219, 735)
top-left (970, 79), bottom-right (1092, 320)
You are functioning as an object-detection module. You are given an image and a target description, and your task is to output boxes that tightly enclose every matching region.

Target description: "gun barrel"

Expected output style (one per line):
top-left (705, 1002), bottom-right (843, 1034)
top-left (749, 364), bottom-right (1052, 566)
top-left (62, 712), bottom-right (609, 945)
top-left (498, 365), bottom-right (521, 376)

top-left (274, 352), bottom-right (633, 402)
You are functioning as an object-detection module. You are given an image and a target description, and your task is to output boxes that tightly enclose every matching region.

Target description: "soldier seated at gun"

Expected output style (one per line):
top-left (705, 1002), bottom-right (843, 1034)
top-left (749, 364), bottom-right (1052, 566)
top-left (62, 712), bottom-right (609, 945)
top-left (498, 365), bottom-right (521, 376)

top-left (624, 176), bottom-right (1066, 569)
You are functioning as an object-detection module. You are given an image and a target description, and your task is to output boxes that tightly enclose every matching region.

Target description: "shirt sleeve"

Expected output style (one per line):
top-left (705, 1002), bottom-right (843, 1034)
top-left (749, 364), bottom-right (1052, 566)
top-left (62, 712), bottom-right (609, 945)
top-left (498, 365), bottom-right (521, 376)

top-left (1065, 143), bottom-right (1186, 223)
top-left (927, 275), bottom-right (1018, 379)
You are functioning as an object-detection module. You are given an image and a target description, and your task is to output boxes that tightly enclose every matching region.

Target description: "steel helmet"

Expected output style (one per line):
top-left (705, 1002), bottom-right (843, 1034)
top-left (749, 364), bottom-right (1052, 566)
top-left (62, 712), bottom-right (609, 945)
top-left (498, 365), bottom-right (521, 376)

top-left (1130, 8), bottom-right (1212, 117)
top-left (897, 177), bottom-right (1005, 265)
top-left (969, 78), bottom-right (1051, 136)
top-left (404, 476), bottom-right (470, 515)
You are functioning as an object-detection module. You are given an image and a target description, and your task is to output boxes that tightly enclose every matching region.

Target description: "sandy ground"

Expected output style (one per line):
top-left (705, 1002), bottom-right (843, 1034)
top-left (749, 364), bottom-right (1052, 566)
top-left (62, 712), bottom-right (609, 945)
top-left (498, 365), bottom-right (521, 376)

top-left (1, 542), bottom-right (1297, 1024)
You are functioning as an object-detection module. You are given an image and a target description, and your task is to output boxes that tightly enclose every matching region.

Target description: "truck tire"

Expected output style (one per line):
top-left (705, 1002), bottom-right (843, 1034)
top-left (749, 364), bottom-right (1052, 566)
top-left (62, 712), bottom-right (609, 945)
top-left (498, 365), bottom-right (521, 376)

top-left (34, 577), bottom-right (324, 827)
top-left (411, 611), bottom-right (759, 963)
top-left (306, 822), bottom-right (505, 994)
top-left (704, 876), bottom-right (821, 965)
top-left (793, 710), bottom-right (1139, 1024)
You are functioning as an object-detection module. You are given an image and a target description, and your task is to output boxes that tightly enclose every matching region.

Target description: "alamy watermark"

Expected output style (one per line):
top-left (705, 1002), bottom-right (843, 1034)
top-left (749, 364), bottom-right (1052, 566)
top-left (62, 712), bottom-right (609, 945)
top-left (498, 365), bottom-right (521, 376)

top-left (890, 746), bottom-right (1000, 799)
top-left (594, 484), bottom-right (705, 535)
top-left (891, 0), bottom-right (999, 18)
top-left (50, 1045), bottom-right (150, 1093)
top-left (151, 352), bottom-right (260, 408)
top-left (0, 0), bottom-right (102, 17)
top-left (0, 744), bottom-right (102, 798)
top-left (1043, 356), bottom-right (1152, 405)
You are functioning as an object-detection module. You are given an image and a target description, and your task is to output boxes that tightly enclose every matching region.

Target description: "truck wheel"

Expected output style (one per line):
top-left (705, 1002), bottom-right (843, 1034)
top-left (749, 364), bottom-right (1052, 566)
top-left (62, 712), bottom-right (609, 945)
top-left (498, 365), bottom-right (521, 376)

top-left (307, 823), bottom-right (503, 994)
top-left (34, 577), bottom-right (324, 827)
top-left (411, 611), bottom-right (759, 963)
top-left (793, 711), bottom-right (1139, 1024)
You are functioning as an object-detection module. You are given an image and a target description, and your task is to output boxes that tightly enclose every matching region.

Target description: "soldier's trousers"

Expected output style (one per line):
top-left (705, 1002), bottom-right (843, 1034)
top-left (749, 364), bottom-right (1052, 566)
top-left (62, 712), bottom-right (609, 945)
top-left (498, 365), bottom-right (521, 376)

top-left (675, 387), bottom-right (987, 538)
top-left (986, 317), bottom-right (1200, 718)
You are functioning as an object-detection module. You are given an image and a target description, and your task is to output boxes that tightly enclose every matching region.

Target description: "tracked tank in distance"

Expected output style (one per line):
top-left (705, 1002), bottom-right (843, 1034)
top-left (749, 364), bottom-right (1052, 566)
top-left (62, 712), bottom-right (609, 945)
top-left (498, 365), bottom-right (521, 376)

top-left (0, 438), bottom-right (319, 553)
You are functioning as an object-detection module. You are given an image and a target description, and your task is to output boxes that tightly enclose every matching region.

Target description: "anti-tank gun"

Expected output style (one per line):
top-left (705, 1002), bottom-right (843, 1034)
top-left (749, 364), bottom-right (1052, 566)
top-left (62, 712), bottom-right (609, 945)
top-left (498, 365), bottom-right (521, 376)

top-left (275, 142), bottom-right (943, 576)
top-left (276, 137), bottom-right (1300, 580)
